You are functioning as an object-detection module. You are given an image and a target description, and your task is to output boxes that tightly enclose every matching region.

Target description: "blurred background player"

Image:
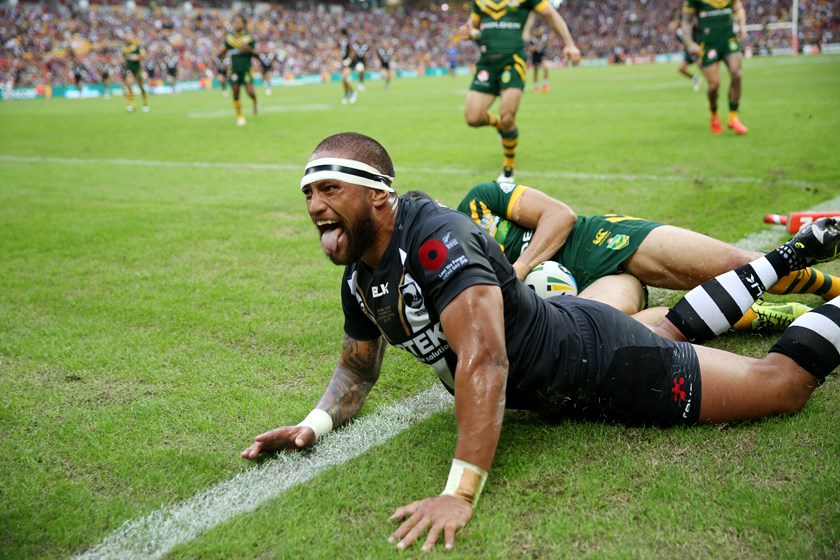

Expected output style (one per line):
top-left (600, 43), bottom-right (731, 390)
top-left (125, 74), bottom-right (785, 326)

top-left (70, 53), bottom-right (86, 95)
top-left (446, 44), bottom-right (459, 78)
top-left (683, 0), bottom-right (749, 135)
top-left (214, 53), bottom-right (230, 97)
top-left (352, 39), bottom-right (369, 92)
top-left (670, 19), bottom-right (702, 91)
top-left (461, 0), bottom-right (580, 184)
top-left (143, 51), bottom-right (157, 89)
top-left (121, 34), bottom-right (149, 112)
top-left (377, 43), bottom-right (393, 90)
top-left (257, 45), bottom-right (277, 96)
top-left (339, 29), bottom-right (357, 104)
top-left (674, 19), bottom-right (702, 91)
top-left (529, 31), bottom-right (550, 93)
top-left (163, 48), bottom-right (179, 94)
top-left (97, 51), bottom-right (113, 99)
top-left (218, 13), bottom-right (258, 126)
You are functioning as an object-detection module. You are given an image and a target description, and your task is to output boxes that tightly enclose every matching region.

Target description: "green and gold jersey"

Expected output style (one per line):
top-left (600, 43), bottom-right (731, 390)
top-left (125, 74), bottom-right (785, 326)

top-left (457, 181), bottom-right (532, 264)
top-left (684, 0), bottom-right (740, 37)
top-left (470, 0), bottom-right (549, 56)
top-left (224, 31), bottom-right (256, 74)
top-left (122, 42), bottom-right (143, 72)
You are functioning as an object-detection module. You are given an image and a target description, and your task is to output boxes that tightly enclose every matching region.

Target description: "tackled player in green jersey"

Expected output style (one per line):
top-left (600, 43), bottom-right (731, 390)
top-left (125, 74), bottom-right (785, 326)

top-left (218, 13), bottom-right (258, 126)
top-left (460, 1), bottom-right (580, 183)
top-left (682, 0), bottom-right (749, 135)
top-left (457, 181), bottom-right (840, 332)
top-left (121, 35), bottom-right (149, 113)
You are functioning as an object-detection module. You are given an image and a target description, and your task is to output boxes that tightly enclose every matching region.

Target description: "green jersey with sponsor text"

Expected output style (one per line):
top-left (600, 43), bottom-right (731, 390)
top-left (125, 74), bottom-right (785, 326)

top-left (470, 0), bottom-right (548, 56)
top-left (684, 0), bottom-right (739, 40)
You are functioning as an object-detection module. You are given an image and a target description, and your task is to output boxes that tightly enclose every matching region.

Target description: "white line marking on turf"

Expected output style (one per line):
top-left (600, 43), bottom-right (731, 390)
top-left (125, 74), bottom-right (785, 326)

top-left (1, 154), bottom-right (835, 189)
top-left (75, 385), bottom-right (454, 560)
top-left (186, 104), bottom-right (332, 118)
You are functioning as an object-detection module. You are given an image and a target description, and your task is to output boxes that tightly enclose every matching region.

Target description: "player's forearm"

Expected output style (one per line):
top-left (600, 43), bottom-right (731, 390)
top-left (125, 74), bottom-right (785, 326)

top-left (681, 12), bottom-right (695, 44)
top-left (542, 8), bottom-right (576, 48)
top-left (452, 356), bottom-right (508, 472)
top-left (315, 335), bottom-right (384, 427)
top-left (513, 208), bottom-right (577, 279)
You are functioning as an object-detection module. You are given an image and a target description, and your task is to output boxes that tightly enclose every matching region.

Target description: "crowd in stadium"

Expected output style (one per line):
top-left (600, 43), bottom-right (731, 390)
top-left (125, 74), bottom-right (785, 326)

top-left (0, 0), bottom-right (836, 89)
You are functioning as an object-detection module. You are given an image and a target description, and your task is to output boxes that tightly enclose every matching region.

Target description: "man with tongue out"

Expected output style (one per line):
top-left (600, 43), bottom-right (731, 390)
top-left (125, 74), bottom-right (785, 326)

top-left (241, 132), bottom-right (840, 553)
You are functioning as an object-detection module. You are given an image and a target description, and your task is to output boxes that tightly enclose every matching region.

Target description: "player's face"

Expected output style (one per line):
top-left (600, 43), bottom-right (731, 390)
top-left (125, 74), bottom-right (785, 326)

top-left (303, 179), bottom-right (378, 265)
top-left (233, 16), bottom-right (245, 32)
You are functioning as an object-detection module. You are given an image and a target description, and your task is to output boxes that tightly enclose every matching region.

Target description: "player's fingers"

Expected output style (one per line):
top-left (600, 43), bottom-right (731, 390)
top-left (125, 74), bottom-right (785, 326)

top-left (388, 499), bottom-right (422, 522)
top-left (240, 441), bottom-right (263, 458)
top-left (421, 523), bottom-right (442, 553)
top-left (443, 521), bottom-right (461, 551)
top-left (396, 514), bottom-right (432, 551)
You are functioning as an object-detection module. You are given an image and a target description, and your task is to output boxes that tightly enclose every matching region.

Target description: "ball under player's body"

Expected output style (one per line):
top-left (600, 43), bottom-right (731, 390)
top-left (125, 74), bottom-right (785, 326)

top-left (683, 0), bottom-right (748, 135)
top-left (529, 32), bottom-right (550, 93)
top-left (461, 0), bottom-right (580, 184)
top-left (338, 29), bottom-right (357, 105)
top-left (675, 25), bottom-right (702, 91)
top-left (218, 13), bottom-right (258, 126)
top-left (163, 49), bottom-right (179, 94)
top-left (257, 47), bottom-right (277, 96)
top-left (457, 181), bottom-right (840, 332)
top-left (377, 45), bottom-right (393, 90)
top-left (121, 35), bottom-right (149, 112)
top-left (242, 132), bottom-right (840, 553)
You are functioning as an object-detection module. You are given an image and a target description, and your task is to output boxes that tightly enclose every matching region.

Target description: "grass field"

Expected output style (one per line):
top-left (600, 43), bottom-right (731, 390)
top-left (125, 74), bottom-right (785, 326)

top-left (2, 55), bottom-right (839, 559)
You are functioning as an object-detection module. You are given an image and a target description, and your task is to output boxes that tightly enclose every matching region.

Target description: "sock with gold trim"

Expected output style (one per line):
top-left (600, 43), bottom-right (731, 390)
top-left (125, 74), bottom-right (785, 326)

top-left (500, 127), bottom-right (519, 169)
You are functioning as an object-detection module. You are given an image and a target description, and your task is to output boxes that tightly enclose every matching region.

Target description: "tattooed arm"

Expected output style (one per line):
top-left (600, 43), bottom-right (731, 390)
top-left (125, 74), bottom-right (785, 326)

top-left (316, 334), bottom-right (386, 427)
top-left (241, 334), bottom-right (385, 458)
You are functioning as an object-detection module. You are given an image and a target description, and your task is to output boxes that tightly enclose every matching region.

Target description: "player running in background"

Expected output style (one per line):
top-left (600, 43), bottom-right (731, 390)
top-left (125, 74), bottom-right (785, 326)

top-left (163, 48), bottom-right (179, 94)
top-left (243, 131), bottom-right (840, 553)
top-left (218, 13), bottom-right (258, 126)
top-left (352, 40), bottom-right (369, 92)
top-left (683, 0), bottom-right (749, 135)
top-left (529, 32), bottom-right (550, 93)
top-left (122, 35), bottom-right (149, 112)
top-left (460, 0), bottom-right (580, 184)
top-left (97, 51), bottom-right (113, 99)
top-left (675, 25), bottom-right (702, 91)
top-left (257, 46), bottom-right (277, 96)
top-left (377, 44), bottom-right (394, 90)
top-left (143, 52), bottom-right (157, 87)
top-left (456, 181), bottom-right (840, 329)
top-left (214, 53), bottom-right (230, 97)
top-left (339, 29), bottom-right (357, 105)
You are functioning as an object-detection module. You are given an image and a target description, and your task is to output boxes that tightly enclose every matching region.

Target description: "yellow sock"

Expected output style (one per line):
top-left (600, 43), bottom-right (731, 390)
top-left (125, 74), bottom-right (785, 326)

top-left (770, 267), bottom-right (840, 300)
top-left (127, 91), bottom-right (135, 106)
top-left (234, 100), bottom-right (242, 117)
top-left (141, 91), bottom-right (148, 106)
top-left (486, 111), bottom-right (500, 130)
top-left (733, 308), bottom-right (758, 331)
top-left (728, 110), bottom-right (738, 123)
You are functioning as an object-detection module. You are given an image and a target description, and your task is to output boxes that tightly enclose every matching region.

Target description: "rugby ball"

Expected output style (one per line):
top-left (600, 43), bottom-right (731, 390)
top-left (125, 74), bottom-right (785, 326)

top-left (524, 261), bottom-right (578, 298)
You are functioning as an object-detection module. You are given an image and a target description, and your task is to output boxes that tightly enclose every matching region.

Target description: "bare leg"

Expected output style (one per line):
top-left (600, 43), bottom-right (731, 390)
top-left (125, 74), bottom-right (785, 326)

top-left (578, 274), bottom-right (646, 315)
top-left (695, 347), bottom-right (818, 423)
top-left (464, 90), bottom-right (498, 127)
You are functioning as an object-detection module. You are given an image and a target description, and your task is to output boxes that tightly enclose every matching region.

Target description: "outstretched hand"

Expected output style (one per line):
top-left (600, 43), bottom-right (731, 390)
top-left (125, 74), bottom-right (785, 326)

top-left (388, 495), bottom-right (474, 552)
top-left (240, 425), bottom-right (316, 458)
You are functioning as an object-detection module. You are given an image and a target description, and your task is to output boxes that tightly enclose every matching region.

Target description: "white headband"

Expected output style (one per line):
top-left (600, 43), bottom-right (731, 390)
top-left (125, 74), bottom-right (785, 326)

top-left (300, 157), bottom-right (395, 192)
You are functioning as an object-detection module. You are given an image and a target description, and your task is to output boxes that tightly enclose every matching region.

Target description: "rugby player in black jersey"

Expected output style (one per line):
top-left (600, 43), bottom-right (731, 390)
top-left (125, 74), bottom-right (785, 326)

top-left (242, 132), bottom-right (840, 552)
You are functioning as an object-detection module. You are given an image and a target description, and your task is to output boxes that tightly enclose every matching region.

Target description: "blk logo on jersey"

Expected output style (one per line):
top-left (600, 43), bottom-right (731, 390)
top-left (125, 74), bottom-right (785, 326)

top-left (419, 239), bottom-right (447, 270)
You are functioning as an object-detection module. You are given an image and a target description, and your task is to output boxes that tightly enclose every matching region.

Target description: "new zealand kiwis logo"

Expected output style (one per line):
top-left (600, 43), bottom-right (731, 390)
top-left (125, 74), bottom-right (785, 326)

top-left (399, 281), bottom-right (424, 310)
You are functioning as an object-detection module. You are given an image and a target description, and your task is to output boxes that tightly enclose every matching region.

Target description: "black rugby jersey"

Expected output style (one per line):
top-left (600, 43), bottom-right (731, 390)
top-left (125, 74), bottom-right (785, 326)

top-left (341, 195), bottom-right (592, 402)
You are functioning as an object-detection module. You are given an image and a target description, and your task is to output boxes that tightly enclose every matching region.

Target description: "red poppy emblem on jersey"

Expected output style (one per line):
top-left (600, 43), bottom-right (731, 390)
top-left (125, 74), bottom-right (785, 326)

top-left (418, 239), bottom-right (447, 271)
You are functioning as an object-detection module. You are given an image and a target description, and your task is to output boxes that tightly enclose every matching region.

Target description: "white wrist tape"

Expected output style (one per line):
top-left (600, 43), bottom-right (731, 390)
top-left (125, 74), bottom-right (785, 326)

top-left (296, 409), bottom-right (333, 439)
top-left (441, 458), bottom-right (488, 507)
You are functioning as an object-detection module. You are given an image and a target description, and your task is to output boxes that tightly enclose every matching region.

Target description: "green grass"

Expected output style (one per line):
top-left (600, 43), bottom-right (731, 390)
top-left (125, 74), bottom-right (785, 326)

top-left (1, 55), bottom-right (839, 559)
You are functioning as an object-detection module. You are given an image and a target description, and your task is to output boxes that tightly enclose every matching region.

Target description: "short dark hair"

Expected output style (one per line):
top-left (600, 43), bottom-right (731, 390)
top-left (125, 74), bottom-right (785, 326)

top-left (312, 132), bottom-right (395, 179)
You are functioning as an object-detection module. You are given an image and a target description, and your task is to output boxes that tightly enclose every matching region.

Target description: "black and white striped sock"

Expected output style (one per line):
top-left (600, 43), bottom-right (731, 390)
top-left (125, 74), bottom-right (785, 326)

top-left (770, 298), bottom-right (840, 383)
top-left (666, 248), bottom-right (796, 342)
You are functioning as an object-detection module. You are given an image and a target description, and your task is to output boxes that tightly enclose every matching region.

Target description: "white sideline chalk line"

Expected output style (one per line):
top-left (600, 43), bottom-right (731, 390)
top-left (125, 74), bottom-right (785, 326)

top-left (75, 385), bottom-right (454, 560)
top-left (1, 154), bottom-right (835, 188)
